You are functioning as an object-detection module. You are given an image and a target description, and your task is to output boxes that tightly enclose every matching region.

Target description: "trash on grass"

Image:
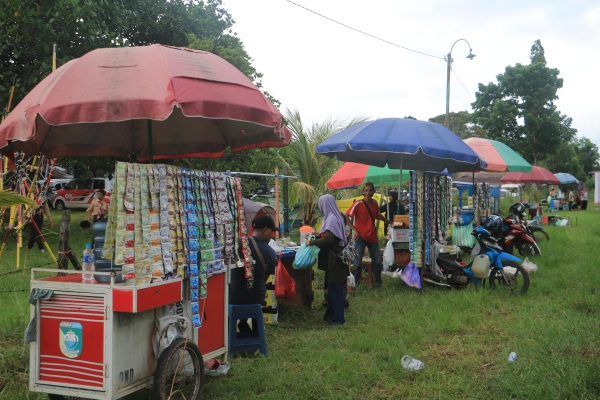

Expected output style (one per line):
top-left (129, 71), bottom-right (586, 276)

top-left (204, 359), bottom-right (231, 377)
top-left (522, 258), bottom-right (538, 273)
top-left (508, 352), bottom-right (517, 362)
top-left (401, 355), bottom-right (424, 370)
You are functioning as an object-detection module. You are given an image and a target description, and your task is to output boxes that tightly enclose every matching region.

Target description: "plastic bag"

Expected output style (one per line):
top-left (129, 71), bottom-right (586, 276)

top-left (522, 257), bottom-right (538, 273)
top-left (347, 271), bottom-right (356, 288)
top-left (275, 258), bottom-right (296, 301)
top-left (383, 240), bottom-right (394, 271)
top-left (400, 262), bottom-right (422, 289)
top-left (292, 235), bottom-right (320, 269)
top-left (204, 359), bottom-right (231, 377)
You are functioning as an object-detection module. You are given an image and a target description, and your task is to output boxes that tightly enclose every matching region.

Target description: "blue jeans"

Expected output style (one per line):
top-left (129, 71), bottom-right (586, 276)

top-left (353, 237), bottom-right (383, 286)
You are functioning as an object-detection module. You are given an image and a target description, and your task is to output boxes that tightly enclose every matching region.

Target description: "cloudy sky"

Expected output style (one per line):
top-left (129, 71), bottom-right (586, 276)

top-left (222, 0), bottom-right (599, 144)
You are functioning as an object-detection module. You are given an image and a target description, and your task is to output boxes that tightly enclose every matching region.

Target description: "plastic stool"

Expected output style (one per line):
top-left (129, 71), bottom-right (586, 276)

top-left (228, 304), bottom-right (268, 357)
top-left (565, 215), bottom-right (578, 226)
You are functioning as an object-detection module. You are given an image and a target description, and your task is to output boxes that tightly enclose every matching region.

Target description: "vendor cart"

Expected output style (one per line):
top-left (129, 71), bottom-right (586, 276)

top-left (28, 268), bottom-right (229, 400)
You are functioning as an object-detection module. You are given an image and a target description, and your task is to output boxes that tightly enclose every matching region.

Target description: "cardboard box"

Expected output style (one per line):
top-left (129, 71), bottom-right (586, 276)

top-left (394, 215), bottom-right (409, 227)
top-left (392, 228), bottom-right (409, 242)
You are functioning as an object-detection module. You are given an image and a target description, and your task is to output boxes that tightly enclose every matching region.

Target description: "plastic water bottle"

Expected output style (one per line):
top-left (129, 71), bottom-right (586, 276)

top-left (82, 244), bottom-right (95, 283)
top-left (401, 355), bottom-right (425, 370)
top-left (508, 352), bottom-right (517, 362)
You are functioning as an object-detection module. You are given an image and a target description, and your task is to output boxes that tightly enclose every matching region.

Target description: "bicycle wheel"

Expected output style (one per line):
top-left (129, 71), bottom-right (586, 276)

top-left (154, 338), bottom-right (205, 400)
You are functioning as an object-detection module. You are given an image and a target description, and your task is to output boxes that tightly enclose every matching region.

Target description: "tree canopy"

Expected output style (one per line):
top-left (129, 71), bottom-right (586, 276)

top-left (0, 0), bottom-right (271, 106)
top-left (0, 0), bottom-right (282, 180)
top-left (471, 40), bottom-right (576, 165)
top-left (428, 111), bottom-right (486, 139)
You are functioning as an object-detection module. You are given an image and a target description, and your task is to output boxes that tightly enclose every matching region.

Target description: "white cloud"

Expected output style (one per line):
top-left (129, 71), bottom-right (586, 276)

top-left (223, 0), bottom-right (599, 141)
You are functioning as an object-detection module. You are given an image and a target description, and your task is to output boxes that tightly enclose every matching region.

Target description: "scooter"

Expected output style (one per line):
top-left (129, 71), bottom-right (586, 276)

top-left (424, 226), bottom-right (530, 294)
top-left (501, 217), bottom-right (541, 257)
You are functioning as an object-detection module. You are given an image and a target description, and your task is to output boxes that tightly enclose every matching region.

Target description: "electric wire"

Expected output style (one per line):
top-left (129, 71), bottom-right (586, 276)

top-left (284, 0), bottom-right (444, 60)
top-left (451, 67), bottom-right (475, 102)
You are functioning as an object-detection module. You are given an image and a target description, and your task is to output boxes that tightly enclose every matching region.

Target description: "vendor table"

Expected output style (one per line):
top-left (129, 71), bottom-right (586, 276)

top-left (280, 254), bottom-right (314, 309)
top-left (29, 268), bottom-right (228, 399)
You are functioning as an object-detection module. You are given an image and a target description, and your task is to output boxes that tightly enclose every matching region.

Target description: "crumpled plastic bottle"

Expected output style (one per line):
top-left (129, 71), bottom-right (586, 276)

top-left (401, 355), bottom-right (424, 370)
top-left (508, 352), bottom-right (517, 362)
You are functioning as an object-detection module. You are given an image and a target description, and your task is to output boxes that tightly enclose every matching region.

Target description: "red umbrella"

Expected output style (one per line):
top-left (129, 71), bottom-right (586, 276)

top-left (0, 44), bottom-right (291, 160)
top-left (501, 166), bottom-right (560, 184)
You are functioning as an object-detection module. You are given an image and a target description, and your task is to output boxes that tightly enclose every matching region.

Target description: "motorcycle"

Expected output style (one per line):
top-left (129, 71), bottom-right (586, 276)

top-left (424, 225), bottom-right (530, 294)
top-left (524, 220), bottom-right (549, 244)
top-left (500, 216), bottom-right (541, 257)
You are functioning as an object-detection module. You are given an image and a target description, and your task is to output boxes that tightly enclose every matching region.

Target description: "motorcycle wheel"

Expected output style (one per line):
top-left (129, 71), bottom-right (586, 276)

top-left (517, 241), bottom-right (541, 257)
top-left (489, 261), bottom-right (529, 295)
top-left (531, 230), bottom-right (549, 244)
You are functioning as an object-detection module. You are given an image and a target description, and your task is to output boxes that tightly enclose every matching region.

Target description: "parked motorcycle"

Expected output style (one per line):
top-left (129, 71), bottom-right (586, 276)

top-left (525, 220), bottom-right (549, 244)
top-left (500, 216), bottom-right (541, 257)
top-left (424, 221), bottom-right (530, 294)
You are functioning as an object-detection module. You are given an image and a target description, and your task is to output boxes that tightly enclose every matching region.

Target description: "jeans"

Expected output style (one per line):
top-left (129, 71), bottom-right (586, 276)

top-left (353, 237), bottom-right (383, 286)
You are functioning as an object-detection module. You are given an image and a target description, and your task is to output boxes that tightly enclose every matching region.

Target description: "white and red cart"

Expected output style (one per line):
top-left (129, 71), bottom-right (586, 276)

top-left (28, 268), bottom-right (229, 399)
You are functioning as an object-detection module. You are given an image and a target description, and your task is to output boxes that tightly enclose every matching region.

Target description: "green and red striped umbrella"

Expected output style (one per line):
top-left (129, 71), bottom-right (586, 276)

top-left (326, 162), bottom-right (411, 190)
top-left (463, 138), bottom-right (531, 172)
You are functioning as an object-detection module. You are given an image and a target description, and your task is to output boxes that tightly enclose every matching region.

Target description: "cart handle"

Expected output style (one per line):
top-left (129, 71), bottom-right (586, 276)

top-left (31, 268), bottom-right (116, 285)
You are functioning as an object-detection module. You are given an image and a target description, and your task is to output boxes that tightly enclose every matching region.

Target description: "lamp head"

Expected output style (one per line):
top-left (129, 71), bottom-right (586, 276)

top-left (466, 50), bottom-right (476, 60)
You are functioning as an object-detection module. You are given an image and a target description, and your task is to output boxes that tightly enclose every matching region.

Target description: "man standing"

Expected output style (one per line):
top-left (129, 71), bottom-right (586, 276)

top-left (581, 188), bottom-right (588, 210)
top-left (230, 215), bottom-right (278, 332)
top-left (345, 182), bottom-right (391, 287)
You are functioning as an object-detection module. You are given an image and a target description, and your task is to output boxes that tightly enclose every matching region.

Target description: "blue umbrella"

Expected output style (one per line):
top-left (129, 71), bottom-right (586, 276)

top-left (554, 172), bottom-right (579, 184)
top-left (316, 118), bottom-right (487, 173)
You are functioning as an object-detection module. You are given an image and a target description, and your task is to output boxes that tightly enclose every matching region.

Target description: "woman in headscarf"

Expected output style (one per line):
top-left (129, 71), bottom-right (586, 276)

top-left (306, 194), bottom-right (349, 327)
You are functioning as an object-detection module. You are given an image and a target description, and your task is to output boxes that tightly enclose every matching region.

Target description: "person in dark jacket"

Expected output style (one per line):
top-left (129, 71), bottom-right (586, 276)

top-left (379, 190), bottom-right (406, 221)
top-left (230, 215), bottom-right (278, 332)
top-left (307, 194), bottom-right (348, 327)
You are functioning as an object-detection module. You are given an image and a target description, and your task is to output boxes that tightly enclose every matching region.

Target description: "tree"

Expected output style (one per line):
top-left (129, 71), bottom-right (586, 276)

top-left (280, 109), bottom-right (368, 226)
top-left (540, 141), bottom-right (584, 181)
top-left (0, 1), bottom-right (280, 176)
top-left (574, 138), bottom-right (599, 176)
top-left (428, 111), bottom-right (486, 139)
top-left (1, 1), bottom-right (269, 106)
top-left (471, 40), bottom-right (576, 165)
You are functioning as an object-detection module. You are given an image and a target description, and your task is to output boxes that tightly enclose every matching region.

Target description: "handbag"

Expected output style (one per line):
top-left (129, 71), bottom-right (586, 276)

top-left (293, 235), bottom-right (320, 269)
top-left (333, 239), bottom-right (359, 269)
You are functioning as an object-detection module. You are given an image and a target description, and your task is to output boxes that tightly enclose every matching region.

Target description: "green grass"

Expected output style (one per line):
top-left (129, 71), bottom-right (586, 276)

top-left (2, 209), bottom-right (600, 399)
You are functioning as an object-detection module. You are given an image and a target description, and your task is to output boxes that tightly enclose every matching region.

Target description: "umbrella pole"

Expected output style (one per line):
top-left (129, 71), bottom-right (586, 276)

top-left (398, 157), bottom-right (403, 215)
top-left (147, 120), bottom-right (154, 164)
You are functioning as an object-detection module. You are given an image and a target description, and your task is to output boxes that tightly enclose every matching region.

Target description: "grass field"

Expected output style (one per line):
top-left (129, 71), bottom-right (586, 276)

top-left (1, 208), bottom-right (599, 399)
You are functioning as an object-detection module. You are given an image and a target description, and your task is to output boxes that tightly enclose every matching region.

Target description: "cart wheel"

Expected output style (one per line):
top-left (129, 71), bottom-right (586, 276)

top-left (154, 338), bottom-right (205, 400)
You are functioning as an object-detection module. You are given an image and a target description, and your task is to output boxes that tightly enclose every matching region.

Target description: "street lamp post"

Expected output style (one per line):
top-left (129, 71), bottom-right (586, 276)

top-left (445, 39), bottom-right (475, 128)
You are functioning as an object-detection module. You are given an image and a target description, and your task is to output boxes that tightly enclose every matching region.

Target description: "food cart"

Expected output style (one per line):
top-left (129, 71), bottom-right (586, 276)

top-left (28, 265), bottom-right (228, 399)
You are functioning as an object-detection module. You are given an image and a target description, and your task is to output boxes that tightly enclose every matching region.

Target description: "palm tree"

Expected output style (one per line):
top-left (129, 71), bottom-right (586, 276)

top-left (0, 190), bottom-right (37, 208)
top-left (280, 109), bottom-right (368, 227)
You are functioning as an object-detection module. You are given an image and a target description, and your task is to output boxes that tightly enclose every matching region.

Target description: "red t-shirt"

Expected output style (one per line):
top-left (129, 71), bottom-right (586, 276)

top-left (346, 200), bottom-right (381, 243)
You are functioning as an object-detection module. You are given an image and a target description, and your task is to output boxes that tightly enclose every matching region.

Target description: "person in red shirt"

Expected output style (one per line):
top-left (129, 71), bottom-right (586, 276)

top-left (345, 182), bottom-right (391, 287)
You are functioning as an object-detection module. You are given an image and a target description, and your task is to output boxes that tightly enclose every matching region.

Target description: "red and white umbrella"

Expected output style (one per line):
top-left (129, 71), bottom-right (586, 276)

top-left (501, 166), bottom-right (560, 184)
top-left (0, 44), bottom-right (291, 160)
